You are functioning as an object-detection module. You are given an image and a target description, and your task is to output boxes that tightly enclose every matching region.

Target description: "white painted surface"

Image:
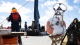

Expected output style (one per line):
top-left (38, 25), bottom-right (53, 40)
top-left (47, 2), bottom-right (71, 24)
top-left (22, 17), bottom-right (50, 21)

top-left (21, 36), bottom-right (61, 45)
top-left (0, 29), bottom-right (11, 35)
top-left (21, 36), bottom-right (52, 45)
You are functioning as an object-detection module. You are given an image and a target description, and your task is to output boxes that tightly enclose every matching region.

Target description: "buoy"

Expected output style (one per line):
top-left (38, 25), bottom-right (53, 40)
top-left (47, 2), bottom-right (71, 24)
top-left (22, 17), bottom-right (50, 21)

top-left (45, 17), bottom-right (66, 35)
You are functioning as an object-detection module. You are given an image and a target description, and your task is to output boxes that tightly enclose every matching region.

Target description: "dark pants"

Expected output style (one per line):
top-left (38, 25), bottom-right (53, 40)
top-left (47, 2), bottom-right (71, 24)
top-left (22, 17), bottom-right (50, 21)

top-left (18, 36), bottom-right (22, 44)
top-left (11, 25), bottom-right (21, 44)
top-left (25, 28), bottom-right (27, 31)
top-left (11, 25), bottom-right (19, 32)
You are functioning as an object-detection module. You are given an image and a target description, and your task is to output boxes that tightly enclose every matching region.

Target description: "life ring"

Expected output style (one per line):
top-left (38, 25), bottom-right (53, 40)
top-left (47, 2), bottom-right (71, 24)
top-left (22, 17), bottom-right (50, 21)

top-left (45, 17), bottom-right (66, 35)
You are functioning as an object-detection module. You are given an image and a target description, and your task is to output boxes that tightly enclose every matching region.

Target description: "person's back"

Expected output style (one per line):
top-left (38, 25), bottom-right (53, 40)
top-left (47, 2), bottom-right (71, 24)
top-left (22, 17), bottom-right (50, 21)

top-left (7, 7), bottom-right (21, 32)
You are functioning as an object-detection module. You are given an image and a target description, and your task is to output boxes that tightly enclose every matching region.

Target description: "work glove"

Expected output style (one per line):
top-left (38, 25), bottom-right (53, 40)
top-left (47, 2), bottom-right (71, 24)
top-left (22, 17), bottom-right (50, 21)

top-left (19, 25), bottom-right (21, 28)
top-left (19, 25), bottom-right (21, 32)
top-left (6, 17), bottom-right (9, 20)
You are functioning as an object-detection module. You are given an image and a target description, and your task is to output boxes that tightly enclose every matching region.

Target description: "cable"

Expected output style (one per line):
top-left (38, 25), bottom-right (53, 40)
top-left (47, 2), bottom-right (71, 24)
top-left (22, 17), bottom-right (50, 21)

top-left (64, 0), bottom-right (71, 23)
top-left (68, 11), bottom-right (71, 23)
top-left (0, 19), bottom-right (6, 24)
top-left (18, 0), bottom-right (31, 10)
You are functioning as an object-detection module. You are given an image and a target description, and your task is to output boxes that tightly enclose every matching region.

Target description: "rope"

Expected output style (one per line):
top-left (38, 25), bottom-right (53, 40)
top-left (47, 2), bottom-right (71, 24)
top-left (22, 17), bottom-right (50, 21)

top-left (68, 11), bottom-right (71, 23)
top-left (0, 19), bottom-right (6, 24)
top-left (64, 0), bottom-right (71, 23)
top-left (18, 0), bottom-right (31, 10)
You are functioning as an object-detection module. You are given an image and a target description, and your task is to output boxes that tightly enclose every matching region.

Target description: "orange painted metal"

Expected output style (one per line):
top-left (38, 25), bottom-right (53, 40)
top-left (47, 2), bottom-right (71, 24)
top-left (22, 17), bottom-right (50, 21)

top-left (0, 35), bottom-right (3, 45)
top-left (3, 36), bottom-right (18, 45)
top-left (45, 21), bottom-right (54, 34)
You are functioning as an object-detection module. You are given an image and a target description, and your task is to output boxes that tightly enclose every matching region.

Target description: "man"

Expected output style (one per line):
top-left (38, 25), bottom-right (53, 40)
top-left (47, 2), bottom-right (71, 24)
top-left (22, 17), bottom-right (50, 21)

top-left (6, 7), bottom-right (22, 44)
top-left (7, 7), bottom-right (21, 32)
top-left (24, 21), bottom-right (27, 31)
top-left (24, 21), bottom-right (27, 38)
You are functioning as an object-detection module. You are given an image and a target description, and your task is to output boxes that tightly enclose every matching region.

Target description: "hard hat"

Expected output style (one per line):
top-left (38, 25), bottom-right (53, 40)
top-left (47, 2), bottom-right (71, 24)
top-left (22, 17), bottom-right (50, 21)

top-left (12, 7), bottom-right (16, 10)
top-left (25, 22), bottom-right (27, 23)
top-left (11, 7), bottom-right (18, 13)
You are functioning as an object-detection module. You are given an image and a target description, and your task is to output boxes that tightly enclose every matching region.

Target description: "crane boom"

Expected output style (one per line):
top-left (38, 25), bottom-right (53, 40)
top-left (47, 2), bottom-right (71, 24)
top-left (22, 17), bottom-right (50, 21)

top-left (32, 0), bottom-right (40, 30)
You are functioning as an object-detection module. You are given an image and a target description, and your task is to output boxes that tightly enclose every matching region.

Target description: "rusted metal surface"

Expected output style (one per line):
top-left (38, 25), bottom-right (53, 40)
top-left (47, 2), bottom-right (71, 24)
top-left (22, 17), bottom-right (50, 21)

top-left (49, 34), bottom-right (64, 45)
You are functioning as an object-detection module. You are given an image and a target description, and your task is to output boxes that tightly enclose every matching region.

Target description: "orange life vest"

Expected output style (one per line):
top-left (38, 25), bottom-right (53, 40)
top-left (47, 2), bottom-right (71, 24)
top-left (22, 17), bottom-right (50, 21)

top-left (11, 9), bottom-right (19, 21)
top-left (12, 13), bottom-right (19, 21)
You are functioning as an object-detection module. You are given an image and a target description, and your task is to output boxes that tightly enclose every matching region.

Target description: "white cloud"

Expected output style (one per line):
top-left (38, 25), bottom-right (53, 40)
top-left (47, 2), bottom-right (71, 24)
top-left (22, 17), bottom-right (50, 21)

top-left (41, 4), bottom-right (44, 9)
top-left (0, 1), bottom-right (32, 21)
top-left (0, 16), bottom-right (6, 20)
top-left (74, 5), bottom-right (79, 10)
top-left (58, 0), bottom-right (67, 3)
top-left (74, 0), bottom-right (80, 3)
top-left (26, 0), bottom-right (44, 1)
top-left (40, 7), bottom-right (54, 22)
top-left (67, 5), bottom-right (73, 11)
top-left (44, 0), bottom-right (57, 6)
top-left (79, 10), bottom-right (80, 13)
top-left (68, 18), bottom-right (74, 21)
top-left (74, 5), bottom-right (80, 13)
top-left (26, 0), bottom-right (34, 1)
top-left (41, 0), bottom-right (73, 11)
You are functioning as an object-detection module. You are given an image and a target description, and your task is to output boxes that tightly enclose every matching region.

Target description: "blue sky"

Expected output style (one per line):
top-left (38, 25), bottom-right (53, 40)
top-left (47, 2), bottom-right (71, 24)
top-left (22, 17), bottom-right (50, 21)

top-left (0, 0), bottom-right (80, 28)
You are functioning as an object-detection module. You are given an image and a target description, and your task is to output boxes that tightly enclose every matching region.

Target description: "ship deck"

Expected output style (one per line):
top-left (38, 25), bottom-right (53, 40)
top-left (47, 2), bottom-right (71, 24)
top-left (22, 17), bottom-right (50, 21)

top-left (21, 36), bottom-right (68, 45)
